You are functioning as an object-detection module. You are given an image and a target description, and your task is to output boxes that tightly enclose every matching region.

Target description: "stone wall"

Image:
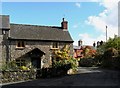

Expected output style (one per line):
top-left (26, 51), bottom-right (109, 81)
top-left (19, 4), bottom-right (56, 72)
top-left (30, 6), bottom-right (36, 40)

top-left (1, 70), bottom-right (36, 83)
top-left (0, 35), bottom-right (3, 66)
top-left (1, 30), bottom-right (10, 64)
top-left (8, 40), bottom-right (73, 68)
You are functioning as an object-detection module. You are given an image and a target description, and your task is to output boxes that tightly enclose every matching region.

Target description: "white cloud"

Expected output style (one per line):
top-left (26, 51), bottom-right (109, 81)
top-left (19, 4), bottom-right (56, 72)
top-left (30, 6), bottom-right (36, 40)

top-left (73, 33), bottom-right (106, 46)
top-left (71, 0), bottom-right (119, 46)
top-left (73, 0), bottom-right (120, 46)
top-left (72, 23), bottom-right (82, 29)
top-left (85, 0), bottom-right (119, 43)
top-left (79, 33), bottom-right (106, 45)
top-left (73, 24), bottom-right (79, 28)
top-left (79, 33), bottom-right (94, 45)
top-left (75, 2), bottom-right (81, 8)
top-left (85, 16), bottom-right (107, 33)
top-left (79, 33), bottom-right (90, 38)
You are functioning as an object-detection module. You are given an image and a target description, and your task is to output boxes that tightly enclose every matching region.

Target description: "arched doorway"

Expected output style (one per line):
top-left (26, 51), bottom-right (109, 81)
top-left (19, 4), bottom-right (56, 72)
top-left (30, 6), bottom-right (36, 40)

top-left (28, 48), bottom-right (45, 69)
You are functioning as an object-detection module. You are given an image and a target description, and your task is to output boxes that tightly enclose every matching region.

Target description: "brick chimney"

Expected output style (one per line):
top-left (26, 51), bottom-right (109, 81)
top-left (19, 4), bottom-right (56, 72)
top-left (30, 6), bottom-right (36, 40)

top-left (61, 18), bottom-right (68, 31)
top-left (0, 15), bottom-right (10, 30)
top-left (78, 40), bottom-right (82, 46)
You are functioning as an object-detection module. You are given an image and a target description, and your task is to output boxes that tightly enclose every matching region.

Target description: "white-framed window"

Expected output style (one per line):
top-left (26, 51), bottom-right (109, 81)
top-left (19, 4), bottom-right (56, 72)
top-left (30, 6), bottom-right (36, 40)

top-left (16, 41), bottom-right (25, 48)
top-left (52, 42), bottom-right (59, 49)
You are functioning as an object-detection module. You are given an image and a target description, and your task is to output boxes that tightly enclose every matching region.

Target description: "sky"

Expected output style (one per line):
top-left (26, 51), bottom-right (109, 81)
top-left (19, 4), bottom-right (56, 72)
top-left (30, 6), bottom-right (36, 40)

top-left (1, 0), bottom-right (119, 46)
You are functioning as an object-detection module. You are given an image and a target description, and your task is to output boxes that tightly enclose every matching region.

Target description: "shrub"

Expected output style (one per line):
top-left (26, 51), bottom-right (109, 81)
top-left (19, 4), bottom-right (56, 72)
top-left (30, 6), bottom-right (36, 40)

top-left (20, 66), bottom-right (30, 71)
top-left (1, 60), bottom-right (18, 71)
top-left (111, 56), bottom-right (120, 69)
top-left (95, 36), bottom-right (120, 69)
top-left (101, 48), bottom-right (119, 69)
top-left (51, 45), bottom-right (78, 75)
top-left (67, 57), bottom-right (78, 73)
top-left (79, 58), bottom-right (96, 67)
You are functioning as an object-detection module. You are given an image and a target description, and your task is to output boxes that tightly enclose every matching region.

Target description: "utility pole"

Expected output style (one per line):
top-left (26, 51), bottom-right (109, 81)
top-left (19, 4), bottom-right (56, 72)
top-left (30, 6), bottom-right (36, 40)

top-left (106, 25), bottom-right (107, 42)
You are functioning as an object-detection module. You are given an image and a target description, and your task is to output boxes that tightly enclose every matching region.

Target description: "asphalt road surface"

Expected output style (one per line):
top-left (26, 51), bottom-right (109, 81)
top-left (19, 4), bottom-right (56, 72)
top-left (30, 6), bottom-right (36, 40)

top-left (1, 67), bottom-right (120, 88)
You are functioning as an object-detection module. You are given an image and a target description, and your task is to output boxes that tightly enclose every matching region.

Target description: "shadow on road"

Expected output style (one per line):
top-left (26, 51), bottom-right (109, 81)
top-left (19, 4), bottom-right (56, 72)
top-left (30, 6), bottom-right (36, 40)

top-left (1, 68), bottom-right (120, 88)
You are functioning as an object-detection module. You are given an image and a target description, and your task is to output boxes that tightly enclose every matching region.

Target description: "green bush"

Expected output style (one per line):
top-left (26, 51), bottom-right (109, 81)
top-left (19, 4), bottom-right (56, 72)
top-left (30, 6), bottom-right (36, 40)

top-left (95, 36), bottom-right (120, 70)
top-left (1, 61), bottom-right (18, 71)
top-left (112, 56), bottom-right (120, 69)
top-left (52, 57), bottom-right (78, 75)
top-left (101, 48), bottom-right (120, 69)
top-left (94, 53), bottom-right (105, 66)
top-left (67, 58), bottom-right (78, 73)
top-left (79, 58), bottom-right (96, 67)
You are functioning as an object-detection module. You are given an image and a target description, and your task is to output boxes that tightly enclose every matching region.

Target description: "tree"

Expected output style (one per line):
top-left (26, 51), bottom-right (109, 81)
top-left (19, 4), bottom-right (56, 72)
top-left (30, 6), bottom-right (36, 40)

top-left (82, 46), bottom-right (96, 58)
top-left (105, 36), bottom-right (120, 51)
top-left (97, 36), bottom-right (120, 55)
top-left (96, 36), bottom-right (120, 69)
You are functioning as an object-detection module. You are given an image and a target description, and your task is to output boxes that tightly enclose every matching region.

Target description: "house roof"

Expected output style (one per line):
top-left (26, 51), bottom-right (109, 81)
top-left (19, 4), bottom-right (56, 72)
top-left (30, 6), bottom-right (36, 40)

top-left (0, 15), bottom-right (10, 29)
top-left (9, 23), bottom-right (73, 42)
top-left (73, 45), bottom-right (96, 50)
top-left (82, 45), bottom-right (96, 50)
top-left (73, 46), bottom-right (81, 49)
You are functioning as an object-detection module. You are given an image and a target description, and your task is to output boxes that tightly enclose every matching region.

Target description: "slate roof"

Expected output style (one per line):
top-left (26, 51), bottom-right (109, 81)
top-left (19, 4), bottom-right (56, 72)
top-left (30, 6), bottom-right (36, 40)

top-left (73, 45), bottom-right (96, 50)
top-left (0, 15), bottom-right (10, 29)
top-left (9, 23), bottom-right (73, 42)
top-left (73, 46), bottom-right (81, 49)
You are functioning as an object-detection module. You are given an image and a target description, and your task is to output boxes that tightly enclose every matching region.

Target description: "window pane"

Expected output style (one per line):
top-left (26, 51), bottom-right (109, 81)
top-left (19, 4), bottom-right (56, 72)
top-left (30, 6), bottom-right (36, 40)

top-left (53, 42), bottom-right (58, 48)
top-left (21, 41), bottom-right (25, 47)
top-left (17, 42), bottom-right (21, 47)
top-left (53, 43), bottom-right (55, 48)
top-left (55, 43), bottom-right (58, 48)
top-left (17, 41), bottom-right (25, 47)
top-left (16, 59), bottom-right (25, 66)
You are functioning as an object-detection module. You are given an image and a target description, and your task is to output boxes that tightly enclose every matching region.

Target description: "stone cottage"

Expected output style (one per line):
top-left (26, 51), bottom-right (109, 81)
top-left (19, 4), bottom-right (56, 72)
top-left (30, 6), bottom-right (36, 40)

top-left (0, 15), bottom-right (73, 69)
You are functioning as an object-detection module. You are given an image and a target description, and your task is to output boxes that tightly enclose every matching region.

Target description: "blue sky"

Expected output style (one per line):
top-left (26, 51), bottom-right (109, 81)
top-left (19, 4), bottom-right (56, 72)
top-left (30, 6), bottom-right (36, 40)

top-left (1, 1), bottom-right (118, 45)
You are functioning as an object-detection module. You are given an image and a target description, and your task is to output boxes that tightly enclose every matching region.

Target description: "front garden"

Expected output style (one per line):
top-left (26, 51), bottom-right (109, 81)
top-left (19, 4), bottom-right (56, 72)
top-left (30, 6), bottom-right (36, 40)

top-left (36, 45), bottom-right (78, 78)
top-left (0, 61), bottom-right (37, 83)
top-left (0, 45), bottom-right (78, 83)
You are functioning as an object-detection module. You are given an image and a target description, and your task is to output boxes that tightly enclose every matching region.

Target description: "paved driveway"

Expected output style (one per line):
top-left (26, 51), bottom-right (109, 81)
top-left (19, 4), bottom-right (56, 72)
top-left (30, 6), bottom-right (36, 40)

top-left (1, 67), bottom-right (120, 88)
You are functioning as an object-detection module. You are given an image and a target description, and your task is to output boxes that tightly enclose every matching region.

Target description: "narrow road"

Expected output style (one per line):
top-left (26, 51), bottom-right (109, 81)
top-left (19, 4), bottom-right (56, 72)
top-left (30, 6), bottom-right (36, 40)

top-left (1, 67), bottom-right (120, 88)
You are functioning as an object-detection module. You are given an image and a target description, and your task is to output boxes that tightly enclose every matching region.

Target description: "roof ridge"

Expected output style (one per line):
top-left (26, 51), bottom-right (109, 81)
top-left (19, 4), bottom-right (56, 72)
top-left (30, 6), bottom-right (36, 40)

top-left (10, 23), bottom-right (61, 28)
top-left (0, 15), bottom-right (9, 16)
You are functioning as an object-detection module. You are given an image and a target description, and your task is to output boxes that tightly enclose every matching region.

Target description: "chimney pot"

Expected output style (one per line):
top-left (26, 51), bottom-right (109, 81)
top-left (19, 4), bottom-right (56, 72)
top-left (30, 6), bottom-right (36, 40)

top-left (61, 18), bottom-right (68, 30)
top-left (63, 18), bottom-right (65, 21)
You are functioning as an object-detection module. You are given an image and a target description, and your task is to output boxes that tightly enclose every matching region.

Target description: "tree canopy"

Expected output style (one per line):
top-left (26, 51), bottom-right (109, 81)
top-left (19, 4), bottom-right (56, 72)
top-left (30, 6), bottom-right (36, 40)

top-left (105, 36), bottom-right (120, 51)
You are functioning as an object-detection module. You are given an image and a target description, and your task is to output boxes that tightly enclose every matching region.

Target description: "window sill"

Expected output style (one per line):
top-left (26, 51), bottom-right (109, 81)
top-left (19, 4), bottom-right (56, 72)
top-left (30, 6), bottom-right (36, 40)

top-left (50, 48), bottom-right (59, 50)
top-left (15, 47), bottom-right (25, 50)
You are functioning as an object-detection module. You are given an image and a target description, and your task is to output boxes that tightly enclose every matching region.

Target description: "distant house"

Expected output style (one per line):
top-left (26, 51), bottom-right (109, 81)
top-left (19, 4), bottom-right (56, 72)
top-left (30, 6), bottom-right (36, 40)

top-left (0, 15), bottom-right (73, 69)
top-left (73, 46), bottom-right (83, 59)
top-left (73, 40), bottom-right (96, 59)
